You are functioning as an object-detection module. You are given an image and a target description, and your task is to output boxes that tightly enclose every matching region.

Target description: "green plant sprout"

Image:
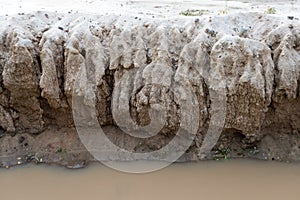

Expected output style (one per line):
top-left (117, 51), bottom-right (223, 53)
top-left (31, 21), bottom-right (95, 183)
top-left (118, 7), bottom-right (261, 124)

top-left (265, 7), bottom-right (276, 14)
top-left (180, 9), bottom-right (209, 16)
top-left (213, 147), bottom-right (230, 161)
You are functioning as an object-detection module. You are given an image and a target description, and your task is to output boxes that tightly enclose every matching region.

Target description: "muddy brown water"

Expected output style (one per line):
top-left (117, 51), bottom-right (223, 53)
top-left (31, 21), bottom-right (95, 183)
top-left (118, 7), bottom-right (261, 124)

top-left (1, 160), bottom-right (300, 200)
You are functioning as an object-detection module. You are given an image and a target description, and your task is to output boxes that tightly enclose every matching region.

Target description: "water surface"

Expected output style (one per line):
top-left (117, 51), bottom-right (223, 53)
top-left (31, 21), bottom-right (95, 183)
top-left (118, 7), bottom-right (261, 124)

top-left (1, 160), bottom-right (300, 200)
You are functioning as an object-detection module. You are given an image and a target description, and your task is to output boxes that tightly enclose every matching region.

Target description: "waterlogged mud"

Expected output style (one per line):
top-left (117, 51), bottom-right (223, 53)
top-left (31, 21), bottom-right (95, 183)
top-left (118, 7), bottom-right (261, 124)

top-left (0, 12), bottom-right (300, 168)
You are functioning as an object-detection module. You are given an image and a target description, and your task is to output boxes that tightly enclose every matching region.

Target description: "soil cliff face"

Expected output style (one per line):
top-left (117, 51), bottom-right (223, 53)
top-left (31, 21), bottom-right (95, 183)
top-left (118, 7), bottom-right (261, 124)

top-left (0, 12), bottom-right (299, 168)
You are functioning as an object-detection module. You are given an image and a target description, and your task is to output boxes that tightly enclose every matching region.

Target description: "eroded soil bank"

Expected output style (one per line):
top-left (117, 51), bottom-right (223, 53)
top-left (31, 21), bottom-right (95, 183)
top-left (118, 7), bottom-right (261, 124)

top-left (0, 11), bottom-right (300, 168)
